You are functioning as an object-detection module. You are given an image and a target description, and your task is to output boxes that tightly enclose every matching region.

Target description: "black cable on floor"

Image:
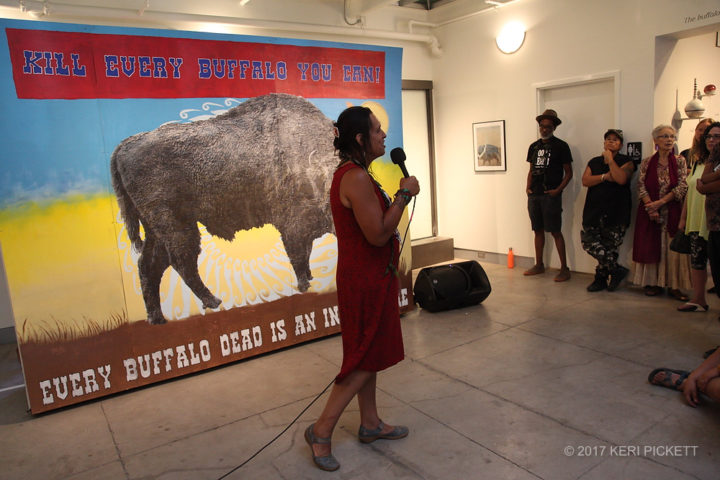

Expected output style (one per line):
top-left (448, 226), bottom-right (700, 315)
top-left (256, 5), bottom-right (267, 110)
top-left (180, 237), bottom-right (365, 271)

top-left (217, 377), bottom-right (335, 479)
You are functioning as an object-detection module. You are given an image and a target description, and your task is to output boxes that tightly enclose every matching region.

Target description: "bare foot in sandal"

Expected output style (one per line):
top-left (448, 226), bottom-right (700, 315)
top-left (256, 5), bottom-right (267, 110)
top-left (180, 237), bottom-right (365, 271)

top-left (648, 367), bottom-right (690, 391)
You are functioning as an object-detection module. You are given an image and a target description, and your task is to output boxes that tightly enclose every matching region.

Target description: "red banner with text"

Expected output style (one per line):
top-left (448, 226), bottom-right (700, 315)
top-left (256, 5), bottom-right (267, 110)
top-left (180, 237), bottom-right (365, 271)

top-left (6, 28), bottom-right (385, 99)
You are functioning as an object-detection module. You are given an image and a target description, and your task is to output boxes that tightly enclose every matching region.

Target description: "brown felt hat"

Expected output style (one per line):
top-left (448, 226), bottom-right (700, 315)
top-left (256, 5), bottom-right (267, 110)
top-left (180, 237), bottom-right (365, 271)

top-left (536, 109), bottom-right (562, 127)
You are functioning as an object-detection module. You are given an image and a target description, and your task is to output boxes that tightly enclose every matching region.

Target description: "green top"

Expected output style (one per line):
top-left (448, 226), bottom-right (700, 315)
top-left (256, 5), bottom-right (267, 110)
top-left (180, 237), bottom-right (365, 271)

top-left (685, 162), bottom-right (708, 239)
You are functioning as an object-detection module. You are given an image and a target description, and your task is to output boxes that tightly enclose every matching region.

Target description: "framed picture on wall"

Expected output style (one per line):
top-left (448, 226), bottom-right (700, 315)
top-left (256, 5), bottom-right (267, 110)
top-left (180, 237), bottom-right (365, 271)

top-left (473, 120), bottom-right (506, 172)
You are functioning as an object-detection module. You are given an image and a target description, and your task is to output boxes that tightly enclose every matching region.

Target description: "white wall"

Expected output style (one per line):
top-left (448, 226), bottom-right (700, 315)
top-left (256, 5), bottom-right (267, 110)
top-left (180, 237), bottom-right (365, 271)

top-left (654, 31), bottom-right (720, 148)
top-left (430, 0), bottom-right (720, 272)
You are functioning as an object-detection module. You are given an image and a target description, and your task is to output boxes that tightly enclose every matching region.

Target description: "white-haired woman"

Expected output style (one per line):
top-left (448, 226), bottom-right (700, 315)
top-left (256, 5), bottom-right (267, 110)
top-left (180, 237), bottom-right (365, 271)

top-left (632, 125), bottom-right (691, 299)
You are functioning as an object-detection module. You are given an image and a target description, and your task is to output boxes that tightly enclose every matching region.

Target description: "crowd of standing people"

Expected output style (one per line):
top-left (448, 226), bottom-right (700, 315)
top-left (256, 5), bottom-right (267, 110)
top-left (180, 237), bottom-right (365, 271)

top-left (521, 110), bottom-right (720, 407)
top-left (522, 110), bottom-right (720, 304)
top-left (303, 106), bottom-right (718, 471)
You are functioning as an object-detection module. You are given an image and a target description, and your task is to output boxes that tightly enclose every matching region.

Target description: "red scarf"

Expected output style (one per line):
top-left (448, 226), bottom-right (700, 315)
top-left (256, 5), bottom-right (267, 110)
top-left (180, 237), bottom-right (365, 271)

top-left (632, 151), bottom-right (682, 264)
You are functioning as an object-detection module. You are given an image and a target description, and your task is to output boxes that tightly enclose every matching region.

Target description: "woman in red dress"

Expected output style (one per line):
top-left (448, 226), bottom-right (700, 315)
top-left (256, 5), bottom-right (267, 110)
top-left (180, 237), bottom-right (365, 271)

top-left (304, 106), bottom-right (419, 471)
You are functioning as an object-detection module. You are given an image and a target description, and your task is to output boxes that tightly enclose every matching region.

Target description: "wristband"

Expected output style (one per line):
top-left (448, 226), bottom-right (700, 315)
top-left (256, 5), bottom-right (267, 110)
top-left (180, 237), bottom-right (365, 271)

top-left (394, 188), bottom-right (412, 204)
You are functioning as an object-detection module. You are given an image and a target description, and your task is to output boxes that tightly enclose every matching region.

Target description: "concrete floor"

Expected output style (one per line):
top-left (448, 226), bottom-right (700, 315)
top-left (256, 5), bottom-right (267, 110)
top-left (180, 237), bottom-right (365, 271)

top-left (1, 261), bottom-right (719, 480)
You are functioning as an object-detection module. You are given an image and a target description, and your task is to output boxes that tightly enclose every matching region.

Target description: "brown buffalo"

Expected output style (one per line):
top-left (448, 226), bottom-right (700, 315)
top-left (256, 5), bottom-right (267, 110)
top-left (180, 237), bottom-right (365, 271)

top-left (111, 93), bottom-right (336, 324)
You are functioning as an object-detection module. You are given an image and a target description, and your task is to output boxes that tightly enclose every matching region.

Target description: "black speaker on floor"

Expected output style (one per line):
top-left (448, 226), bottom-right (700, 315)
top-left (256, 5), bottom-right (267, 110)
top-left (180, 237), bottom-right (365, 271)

top-left (413, 260), bottom-right (491, 312)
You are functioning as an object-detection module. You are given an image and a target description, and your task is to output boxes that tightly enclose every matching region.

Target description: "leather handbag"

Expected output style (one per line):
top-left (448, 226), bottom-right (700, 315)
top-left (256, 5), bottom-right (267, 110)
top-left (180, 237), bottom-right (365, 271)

top-left (669, 231), bottom-right (691, 254)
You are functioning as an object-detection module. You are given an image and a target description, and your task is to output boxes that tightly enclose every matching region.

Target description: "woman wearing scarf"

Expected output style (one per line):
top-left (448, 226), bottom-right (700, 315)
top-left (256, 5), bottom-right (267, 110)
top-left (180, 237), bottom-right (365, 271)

top-left (632, 125), bottom-right (691, 298)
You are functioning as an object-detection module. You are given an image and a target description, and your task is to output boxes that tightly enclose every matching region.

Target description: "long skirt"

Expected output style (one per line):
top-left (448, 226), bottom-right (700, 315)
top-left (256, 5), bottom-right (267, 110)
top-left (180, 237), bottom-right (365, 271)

top-left (632, 230), bottom-right (692, 289)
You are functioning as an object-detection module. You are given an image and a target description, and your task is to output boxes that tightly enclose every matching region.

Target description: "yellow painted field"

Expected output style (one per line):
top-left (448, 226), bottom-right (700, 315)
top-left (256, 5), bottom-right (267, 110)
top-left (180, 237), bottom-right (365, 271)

top-left (0, 157), bottom-right (409, 343)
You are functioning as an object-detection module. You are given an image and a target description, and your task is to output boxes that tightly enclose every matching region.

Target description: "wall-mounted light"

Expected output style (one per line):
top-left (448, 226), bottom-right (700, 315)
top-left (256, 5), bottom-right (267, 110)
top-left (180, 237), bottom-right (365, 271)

top-left (496, 21), bottom-right (525, 54)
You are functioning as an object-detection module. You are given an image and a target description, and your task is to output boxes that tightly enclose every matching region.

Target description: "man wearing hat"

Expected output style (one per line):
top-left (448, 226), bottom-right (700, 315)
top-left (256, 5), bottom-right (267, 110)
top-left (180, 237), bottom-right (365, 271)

top-left (524, 109), bottom-right (573, 281)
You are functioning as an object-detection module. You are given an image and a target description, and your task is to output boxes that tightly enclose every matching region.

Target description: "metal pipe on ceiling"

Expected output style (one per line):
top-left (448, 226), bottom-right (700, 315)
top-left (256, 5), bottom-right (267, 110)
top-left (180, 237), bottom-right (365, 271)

top-left (0, 0), bottom-right (442, 55)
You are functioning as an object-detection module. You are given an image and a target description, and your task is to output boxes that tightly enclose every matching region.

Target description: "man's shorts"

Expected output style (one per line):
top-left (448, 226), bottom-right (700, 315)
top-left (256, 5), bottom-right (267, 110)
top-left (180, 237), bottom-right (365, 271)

top-left (528, 193), bottom-right (562, 233)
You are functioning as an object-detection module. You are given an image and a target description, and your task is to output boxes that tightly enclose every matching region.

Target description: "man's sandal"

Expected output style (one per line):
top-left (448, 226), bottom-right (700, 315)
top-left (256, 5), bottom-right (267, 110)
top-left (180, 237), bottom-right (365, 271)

top-left (647, 367), bottom-right (690, 391)
top-left (304, 424), bottom-right (339, 471)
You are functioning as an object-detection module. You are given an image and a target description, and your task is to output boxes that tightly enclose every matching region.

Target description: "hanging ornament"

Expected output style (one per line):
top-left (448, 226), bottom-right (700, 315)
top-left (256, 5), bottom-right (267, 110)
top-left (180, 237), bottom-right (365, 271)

top-left (685, 78), bottom-right (705, 119)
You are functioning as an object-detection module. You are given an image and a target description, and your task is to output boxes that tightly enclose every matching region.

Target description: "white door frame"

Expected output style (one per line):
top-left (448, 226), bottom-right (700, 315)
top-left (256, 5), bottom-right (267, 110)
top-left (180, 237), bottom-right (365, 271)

top-left (533, 70), bottom-right (621, 127)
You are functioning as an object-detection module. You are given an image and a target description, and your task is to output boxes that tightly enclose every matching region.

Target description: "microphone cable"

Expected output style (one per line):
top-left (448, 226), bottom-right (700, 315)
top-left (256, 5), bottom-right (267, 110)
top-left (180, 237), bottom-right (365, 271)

top-left (217, 184), bottom-right (416, 479)
top-left (217, 378), bottom-right (334, 479)
top-left (399, 196), bottom-right (417, 255)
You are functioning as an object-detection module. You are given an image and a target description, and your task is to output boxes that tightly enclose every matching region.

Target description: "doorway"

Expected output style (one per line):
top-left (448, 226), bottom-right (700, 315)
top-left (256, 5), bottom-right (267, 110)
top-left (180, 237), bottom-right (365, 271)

top-left (402, 80), bottom-right (436, 240)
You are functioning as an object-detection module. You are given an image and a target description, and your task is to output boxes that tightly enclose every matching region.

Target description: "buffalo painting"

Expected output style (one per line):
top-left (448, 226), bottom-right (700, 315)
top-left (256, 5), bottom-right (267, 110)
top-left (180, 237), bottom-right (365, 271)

top-left (111, 93), bottom-right (336, 324)
top-left (477, 144), bottom-right (501, 167)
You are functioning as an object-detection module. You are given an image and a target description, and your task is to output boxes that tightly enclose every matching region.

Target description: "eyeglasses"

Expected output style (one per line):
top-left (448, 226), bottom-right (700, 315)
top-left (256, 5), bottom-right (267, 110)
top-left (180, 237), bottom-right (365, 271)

top-left (705, 134), bottom-right (720, 141)
top-left (656, 134), bottom-right (676, 140)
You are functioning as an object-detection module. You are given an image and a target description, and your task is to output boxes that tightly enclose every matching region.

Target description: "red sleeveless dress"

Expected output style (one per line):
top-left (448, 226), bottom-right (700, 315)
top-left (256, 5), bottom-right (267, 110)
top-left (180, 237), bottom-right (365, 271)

top-left (330, 162), bottom-right (404, 382)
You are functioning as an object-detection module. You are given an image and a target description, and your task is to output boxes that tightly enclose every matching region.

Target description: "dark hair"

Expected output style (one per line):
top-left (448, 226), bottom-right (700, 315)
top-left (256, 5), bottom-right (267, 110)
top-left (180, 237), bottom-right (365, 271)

top-left (333, 106), bottom-right (373, 166)
top-left (691, 118), bottom-right (715, 150)
top-left (698, 121), bottom-right (720, 159)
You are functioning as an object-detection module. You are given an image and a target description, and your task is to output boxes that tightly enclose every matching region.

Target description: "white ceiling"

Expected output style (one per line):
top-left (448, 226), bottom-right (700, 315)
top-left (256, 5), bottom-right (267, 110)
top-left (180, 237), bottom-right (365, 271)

top-left (0, 0), bottom-right (519, 26)
top-left (0, 0), bottom-right (522, 56)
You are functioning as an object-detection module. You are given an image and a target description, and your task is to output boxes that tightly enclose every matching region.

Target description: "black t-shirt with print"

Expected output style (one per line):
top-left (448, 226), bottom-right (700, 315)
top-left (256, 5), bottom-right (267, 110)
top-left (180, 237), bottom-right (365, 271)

top-left (526, 136), bottom-right (573, 194)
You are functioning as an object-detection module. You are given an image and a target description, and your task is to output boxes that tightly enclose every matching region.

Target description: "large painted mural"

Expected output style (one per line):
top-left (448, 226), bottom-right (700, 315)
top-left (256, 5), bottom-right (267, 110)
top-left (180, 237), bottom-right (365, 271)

top-left (0, 19), bottom-right (410, 413)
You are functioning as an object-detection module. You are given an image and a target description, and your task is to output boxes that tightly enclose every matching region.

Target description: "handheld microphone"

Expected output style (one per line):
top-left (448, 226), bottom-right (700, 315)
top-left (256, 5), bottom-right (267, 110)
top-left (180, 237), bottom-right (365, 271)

top-left (390, 147), bottom-right (409, 178)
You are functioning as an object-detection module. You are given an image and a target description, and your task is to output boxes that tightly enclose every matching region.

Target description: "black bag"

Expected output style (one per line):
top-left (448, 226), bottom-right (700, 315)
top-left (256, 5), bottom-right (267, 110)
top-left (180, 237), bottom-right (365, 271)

top-left (669, 231), bottom-right (691, 254)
